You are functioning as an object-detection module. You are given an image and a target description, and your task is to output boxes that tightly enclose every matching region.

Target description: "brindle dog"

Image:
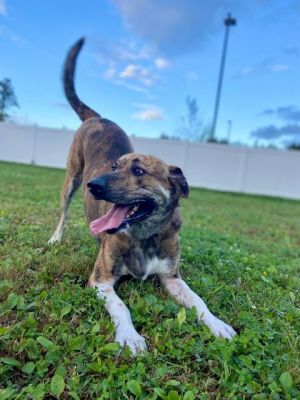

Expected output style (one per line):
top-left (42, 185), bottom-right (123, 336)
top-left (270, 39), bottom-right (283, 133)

top-left (49, 38), bottom-right (236, 355)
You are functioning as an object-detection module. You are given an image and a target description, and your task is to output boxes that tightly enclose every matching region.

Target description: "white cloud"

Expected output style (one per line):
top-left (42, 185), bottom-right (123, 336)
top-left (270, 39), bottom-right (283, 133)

top-left (102, 61), bottom-right (152, 93)
top-left (112, 0), bottom-right (245, 55)
top-left (236, 66), bottom-right (254, 77)
top-left (93, 37), bottom-right (172, 93)
top-left (0, 25), bottom-right (27, 46)
top-left (0, 0), bottom-right (6, 16)
top-left (120, 64), bottom-right (139, 78)
top-left (154, 57), bottom-right (170, 70)
top-left (234, 58), bottom-right (289, 78)
top-left (114, 42), bottom-right (151, 61)
top-left (270, 64), bottom-right (289, 72)
top-left (186, 71), bottom-right (200, 80)
top-left (94, 37), bottom-right (171, 93)
top-left (94, 38), bottom-right (152, 65)
top-left (115, 80), bottom-right (149, 94)
top-left (103, 67), bottom-right (116, 79)
top-left (119, 63), bottom-right (156, 86)
top-left (131, 103), bottom-right (164, 121)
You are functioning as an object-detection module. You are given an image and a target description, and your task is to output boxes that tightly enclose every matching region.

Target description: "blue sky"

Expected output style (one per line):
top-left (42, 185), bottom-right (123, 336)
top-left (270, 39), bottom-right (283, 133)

top-left (0, 0), bottom-right (300, 146)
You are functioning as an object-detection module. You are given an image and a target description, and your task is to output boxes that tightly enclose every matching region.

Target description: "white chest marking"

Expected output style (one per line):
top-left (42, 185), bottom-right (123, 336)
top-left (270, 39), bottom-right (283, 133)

top-left (143, 256), bottom-right (171, 280)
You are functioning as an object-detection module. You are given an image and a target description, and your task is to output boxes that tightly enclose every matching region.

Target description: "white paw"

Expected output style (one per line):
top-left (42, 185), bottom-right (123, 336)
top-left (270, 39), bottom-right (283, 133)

top-left (204, 315), bottom-right (236, 340)
top-left (48, 232), bottom-right (62, 244)
top-left (115, 326), bottom-right (147, 356)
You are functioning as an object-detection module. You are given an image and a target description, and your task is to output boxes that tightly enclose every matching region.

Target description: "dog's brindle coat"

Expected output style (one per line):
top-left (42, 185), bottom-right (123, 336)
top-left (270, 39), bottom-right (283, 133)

top-left (49, 38), bottom-right (236, 355)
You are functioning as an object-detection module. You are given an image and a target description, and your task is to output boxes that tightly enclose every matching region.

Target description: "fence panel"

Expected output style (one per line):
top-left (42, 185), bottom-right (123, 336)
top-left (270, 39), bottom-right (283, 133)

top-left (1, 122), bottom-right (299, 200)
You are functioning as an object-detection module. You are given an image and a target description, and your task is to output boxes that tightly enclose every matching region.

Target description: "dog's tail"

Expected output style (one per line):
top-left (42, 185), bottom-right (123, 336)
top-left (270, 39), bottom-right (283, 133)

top-left (63, 37), bottom-right (100, 121)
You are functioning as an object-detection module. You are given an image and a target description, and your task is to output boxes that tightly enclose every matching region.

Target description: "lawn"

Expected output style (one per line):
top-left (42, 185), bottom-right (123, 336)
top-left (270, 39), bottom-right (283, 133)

top-left (0, 161), bottom-right (300, 400)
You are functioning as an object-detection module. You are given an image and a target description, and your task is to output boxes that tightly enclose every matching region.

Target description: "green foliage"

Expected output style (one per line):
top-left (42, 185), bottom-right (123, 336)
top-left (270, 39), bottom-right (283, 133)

top-left (127, 380), bottom-right (142, 396)
top-left (177, 96), bottom-right (206, 141)
top-left (0, 78), bottom-right (19, 121)
top-left (0, 161), bottom-right (300, 399)
top-left (287, 143), bottom-right (300, 151)
top-left (50, 373), bottom-right (65, 398)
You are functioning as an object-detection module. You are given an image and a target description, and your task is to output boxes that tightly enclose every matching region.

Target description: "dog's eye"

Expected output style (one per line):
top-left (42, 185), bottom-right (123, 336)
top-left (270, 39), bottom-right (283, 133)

top-left (111, 163), bottom-right (117, 171)
top-left (131, 166), bottom-right (145, 176)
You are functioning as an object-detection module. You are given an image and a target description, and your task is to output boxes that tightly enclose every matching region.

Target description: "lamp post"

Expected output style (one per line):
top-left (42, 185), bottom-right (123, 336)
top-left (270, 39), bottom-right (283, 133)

top-left (210, 13), bottom-right (236, 141)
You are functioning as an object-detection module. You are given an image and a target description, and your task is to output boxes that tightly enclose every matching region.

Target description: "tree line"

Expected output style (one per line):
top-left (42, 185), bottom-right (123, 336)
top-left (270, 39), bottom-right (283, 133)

top-left (0, 78), bottom-right (18, 122)
top-left (0, 79), bottom-right (299, 151)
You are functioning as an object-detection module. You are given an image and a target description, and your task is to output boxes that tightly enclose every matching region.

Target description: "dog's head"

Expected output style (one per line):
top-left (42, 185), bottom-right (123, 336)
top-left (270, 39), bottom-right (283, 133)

top-left (87, 153), bottom-right (189, 239)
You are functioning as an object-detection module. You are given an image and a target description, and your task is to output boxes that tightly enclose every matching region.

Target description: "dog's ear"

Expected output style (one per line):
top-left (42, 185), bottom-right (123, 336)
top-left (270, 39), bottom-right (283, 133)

top-left (168, 166), bottom-right (189, 198)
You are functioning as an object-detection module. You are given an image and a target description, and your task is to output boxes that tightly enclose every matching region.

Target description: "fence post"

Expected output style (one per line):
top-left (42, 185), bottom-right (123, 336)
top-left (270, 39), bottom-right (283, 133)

top-left (31, 124), bottom-right (38, 165)
top-left (239, 147), bottom-right (249, 193)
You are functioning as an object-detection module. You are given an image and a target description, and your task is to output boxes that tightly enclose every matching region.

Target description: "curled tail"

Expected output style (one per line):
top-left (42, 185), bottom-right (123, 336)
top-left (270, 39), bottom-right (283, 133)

top-left (63, 37), bottom-right (100, 121)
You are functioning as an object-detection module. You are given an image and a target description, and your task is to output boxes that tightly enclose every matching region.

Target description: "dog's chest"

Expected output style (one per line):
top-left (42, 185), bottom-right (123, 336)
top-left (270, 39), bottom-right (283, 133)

top-left (143, 256), bottom-right (171, 279)
top-left (122, 252), bottom-right (171, 280)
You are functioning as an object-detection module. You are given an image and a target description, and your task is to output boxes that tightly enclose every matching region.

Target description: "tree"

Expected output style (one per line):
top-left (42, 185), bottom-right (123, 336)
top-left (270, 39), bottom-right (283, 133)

top-left (177, 96), bottom-right (204, 141)
top-left (287, 143), bottom-right (300, 151)
top-left (160, 132), bottom-right (181, 140)
top-left (207, 137), bottom-right (229, 145)
top-left (0, 78), bottom-right (19, 122)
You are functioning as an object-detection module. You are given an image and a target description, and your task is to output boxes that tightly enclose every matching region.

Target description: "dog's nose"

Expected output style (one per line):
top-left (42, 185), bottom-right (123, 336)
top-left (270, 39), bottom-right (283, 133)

top-left (87, 177), bottom-right (107, 196)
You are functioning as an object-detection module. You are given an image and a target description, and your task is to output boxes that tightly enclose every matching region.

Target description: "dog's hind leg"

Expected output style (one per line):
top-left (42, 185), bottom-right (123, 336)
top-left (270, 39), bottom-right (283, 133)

top-left (48, 172), bottom-right (82, 244)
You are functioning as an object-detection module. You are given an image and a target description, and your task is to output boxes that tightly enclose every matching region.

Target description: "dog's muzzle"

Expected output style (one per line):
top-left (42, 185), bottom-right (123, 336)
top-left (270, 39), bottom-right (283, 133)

top-left (87, 174), bottom-right (156, 235)
top-left (87, 175), bottom-right (109, 200)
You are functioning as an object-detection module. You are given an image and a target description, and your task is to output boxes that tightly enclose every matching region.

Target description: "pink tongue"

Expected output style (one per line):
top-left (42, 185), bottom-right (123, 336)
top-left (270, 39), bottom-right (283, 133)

top-left (90, 204), bottom-right (131, 235)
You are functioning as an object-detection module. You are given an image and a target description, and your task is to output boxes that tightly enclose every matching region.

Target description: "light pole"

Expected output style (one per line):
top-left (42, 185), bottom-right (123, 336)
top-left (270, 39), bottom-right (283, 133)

top-left (210, 13), bottom-right (236, 141)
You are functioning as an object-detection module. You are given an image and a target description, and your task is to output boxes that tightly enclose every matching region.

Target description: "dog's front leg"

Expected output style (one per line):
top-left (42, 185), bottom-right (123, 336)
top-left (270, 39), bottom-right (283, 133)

top-left (160, 275), bottom-right (236, 339)
top-left (91, 279), bottom-right (147, 355)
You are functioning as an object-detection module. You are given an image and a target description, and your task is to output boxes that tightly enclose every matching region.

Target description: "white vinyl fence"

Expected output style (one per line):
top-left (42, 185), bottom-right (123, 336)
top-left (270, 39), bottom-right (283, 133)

top-left (1, 122), bottom-right (300, 200)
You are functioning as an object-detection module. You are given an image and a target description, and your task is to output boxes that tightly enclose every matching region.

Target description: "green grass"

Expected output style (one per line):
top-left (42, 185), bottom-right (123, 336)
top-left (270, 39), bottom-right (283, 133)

top-left (0, 161), bottom-right (300, 400)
